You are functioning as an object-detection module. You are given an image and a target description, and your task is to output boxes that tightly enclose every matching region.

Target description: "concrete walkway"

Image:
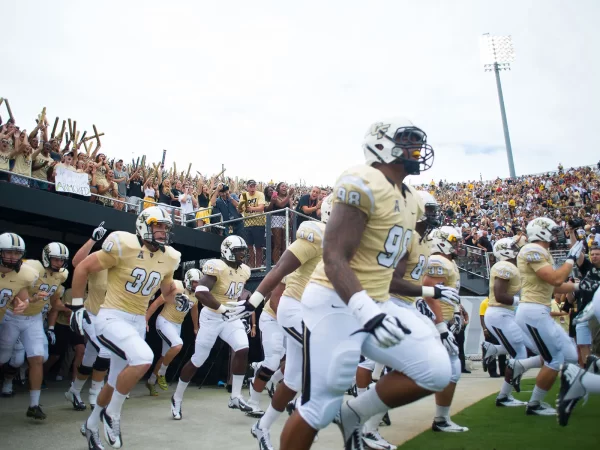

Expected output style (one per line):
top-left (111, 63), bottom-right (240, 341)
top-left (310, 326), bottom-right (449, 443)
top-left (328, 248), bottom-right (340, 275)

top-left (0, 367), bottom-right (531, 449)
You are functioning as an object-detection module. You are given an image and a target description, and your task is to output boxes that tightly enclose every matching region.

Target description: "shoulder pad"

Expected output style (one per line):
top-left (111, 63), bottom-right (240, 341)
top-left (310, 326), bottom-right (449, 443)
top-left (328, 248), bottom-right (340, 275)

top-left (333, 165), bottom-right (380, 216)
top-left (296, 221), bottom-right (325, 246)
top-left (202, 259), bottom-right (224, 277)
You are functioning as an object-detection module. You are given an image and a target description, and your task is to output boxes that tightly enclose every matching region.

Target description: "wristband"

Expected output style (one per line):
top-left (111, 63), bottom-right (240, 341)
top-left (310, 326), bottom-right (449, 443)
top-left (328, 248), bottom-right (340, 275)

top-left (573, 283), bottom-right (580, 293)
top-left (195, 285), bottom-right (209, 293)
top-left (565, 259), bottom-right (575, 266)
top-left (49, 326), bottom-right (54, 330)
top-left (216, 305), bottom-right (227, 314)
top-left (249, 291), bottom-right (265, 308)
top-left (436, 322), bottom-right (449, 334)
top-left (512, 296), bottom-right (520, 307)
top-left (422, 286), bottom-right (435, 298)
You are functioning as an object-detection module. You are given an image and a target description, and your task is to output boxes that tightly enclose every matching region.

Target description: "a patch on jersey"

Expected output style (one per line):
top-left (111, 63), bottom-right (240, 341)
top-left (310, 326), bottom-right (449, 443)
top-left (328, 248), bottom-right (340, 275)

top-left (525, 252), bottom-right (543, 263)
top-left (497, 269), bottom-right (512, 279)
top-left (367, 122), bottom-right (390, 140)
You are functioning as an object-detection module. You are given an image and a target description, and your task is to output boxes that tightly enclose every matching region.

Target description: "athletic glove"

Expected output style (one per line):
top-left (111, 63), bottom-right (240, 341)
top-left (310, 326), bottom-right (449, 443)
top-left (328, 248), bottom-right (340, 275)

top-left (566, 240), bottom-right (584, 264)
top-left (348, 290), bottom-right (411, 348)
top-left (415, 298), bottom-right (437, 321)
top-left (46, 327), bottom-right (56, 345)
top-left (70, 307), bottom-right (90, 336)
top-left (92, 221), bottom-right (107, 242)
top-left (223, 300), bottom-right (254, 322)
top-left (448, 311), bottom-right (464, 335)
top-left (175, 293), bottom-right (192, 313)
top-left (422, 285), bottom-right (460, 306)
top-left (437, 322), bottom-right (459, 355)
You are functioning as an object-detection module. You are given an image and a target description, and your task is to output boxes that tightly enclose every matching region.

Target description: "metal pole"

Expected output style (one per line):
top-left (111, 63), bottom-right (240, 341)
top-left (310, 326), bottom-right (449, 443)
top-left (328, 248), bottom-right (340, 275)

top-left (493, 63), bottom-right (516, 179)
top-left (285, 208), bottom-right (290, 249)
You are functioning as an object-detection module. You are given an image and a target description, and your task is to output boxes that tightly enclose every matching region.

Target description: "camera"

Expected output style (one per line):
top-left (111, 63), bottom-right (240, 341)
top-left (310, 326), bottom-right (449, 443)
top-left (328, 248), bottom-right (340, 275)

top-left (220, 184), bottom-right (229, 192)
top-left (568, 218), bottom-right (585, 228)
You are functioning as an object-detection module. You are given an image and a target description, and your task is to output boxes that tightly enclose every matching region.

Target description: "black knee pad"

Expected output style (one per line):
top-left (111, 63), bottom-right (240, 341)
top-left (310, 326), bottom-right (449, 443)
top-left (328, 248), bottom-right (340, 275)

top-left (3, 365), bottom-right (18, 377)
top-left (78, 364), bottom-right (93, 376)
top-left (93, 357), bottom-right (110, 372)
top-left (257, 365), bottom-right (275, 382)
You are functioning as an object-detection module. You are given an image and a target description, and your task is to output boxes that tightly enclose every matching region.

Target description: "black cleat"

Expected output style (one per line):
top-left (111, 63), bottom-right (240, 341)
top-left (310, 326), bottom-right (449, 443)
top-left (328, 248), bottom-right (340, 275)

top-left (26, 405), bottom-right (47, 420)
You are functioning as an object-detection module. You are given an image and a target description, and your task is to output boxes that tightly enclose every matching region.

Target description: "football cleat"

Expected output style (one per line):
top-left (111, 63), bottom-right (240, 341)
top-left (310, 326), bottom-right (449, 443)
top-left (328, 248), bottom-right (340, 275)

top-left (146, 381), bottom-right (158, 396)
top-left (362, 431), bottom-right (395, 450)
top-left (171, 396), bottom-right (182, 420)
top-left (432, 418), bottom-right (469, 432)
top-left (101, 408), bottom-right (123, 448)
top-left (157, 375), bottom-right (168, 391)
top-left (496, 395), bottom-right (527, 407)
top-left (380, 412), bottom-right (391, 427)
top-left (251, 420), bottom-right (274, 450)
top-left (347, 383), bottom-right (358, 397)
top-left (507, 359), bottom-right (524, 393)
top-left (336, 401), bottom-right (364, 450)
top-left (525, 401), bottom-right (556, 416)
top-left (83, 420), bottom-right (105, 450)
top-left (557, 363), bottom-right (587, 426)
top-left (229, 396), bottom-right (253, 412)
top-left (1, 381), bottom-right (14, 398)
top-left (65, 389), bottom-right (87, 411)
top-left (246, 400), bottom-right (265, 418)
top-left (26, 405), bottom-right (47, 420)
top-left (585, 354), bottom-right (600, 374)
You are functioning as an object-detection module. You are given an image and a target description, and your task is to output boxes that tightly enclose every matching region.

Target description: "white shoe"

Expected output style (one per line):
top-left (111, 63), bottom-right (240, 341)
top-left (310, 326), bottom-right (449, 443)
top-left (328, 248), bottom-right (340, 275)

top-left (525, 401), bottom-right (556, 416)
top-left (251, 420), bottom-right (274, 450)
top-left (508, 359), bottom-right (525, 393)
top-left (246, 400), bottom-right (265, 418)
top-left (229, 396), bottom-right (253, 412)
top-left (496, 395), bottom-right (527, 407)
top-left (83, 420), bottom-right (105, 450)
top-left (432, 418), bottom-right (469, 432)
top-left (336, 401), bottom-right (364, 449)
top-left (100, 409), bottom-right (122, 448)
top-left (362, 430), bottom-right (395, 450)
top-left (557, 363), bottom-right (586, 426)
top-left (171, 396), bottom-right (182, 420)
top-left (65, 389), bottom-right (87, 411)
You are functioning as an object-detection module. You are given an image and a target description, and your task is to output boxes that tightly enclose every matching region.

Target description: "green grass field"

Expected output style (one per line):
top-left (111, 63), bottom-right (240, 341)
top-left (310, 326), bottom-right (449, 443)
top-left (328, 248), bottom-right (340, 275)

top-left (399, 379), bottom-right (600, 450)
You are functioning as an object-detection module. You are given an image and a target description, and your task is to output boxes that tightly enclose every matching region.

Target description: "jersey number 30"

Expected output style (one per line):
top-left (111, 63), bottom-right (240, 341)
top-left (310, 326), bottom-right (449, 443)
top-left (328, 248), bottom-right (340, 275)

top-left (378, 226), bottom-right (412, 269)
top-left (125, 268), bottom-right (162, 296)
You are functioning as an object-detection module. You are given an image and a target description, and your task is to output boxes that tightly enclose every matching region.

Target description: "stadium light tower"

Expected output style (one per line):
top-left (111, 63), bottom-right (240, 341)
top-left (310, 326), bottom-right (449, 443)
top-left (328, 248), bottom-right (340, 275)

top-left (480, 33), bottom-right (516, 178)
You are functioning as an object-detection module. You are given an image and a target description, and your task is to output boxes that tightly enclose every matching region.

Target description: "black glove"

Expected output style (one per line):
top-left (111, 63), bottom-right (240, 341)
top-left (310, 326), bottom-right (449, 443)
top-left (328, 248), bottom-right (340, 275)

top-left (175, 293), bottom-right (192, 313)
top-left (448, 312), bottom-right (464, 335)
top-left (92, 221), bottom-right (107, 242)
top-left (70, 308), bottom-right (91, 336)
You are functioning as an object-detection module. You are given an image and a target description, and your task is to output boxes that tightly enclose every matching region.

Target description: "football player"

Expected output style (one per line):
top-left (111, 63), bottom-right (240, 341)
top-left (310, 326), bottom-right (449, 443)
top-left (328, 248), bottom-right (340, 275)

top-left (358, 190), bottom-right (459, 449)
top-left (0, 240), bottom-right (69, 420)
top-left (171, 235), bottom-right (252, 420)
top-left (483, 237), bottom-right (541, 407)
top-left (72, 206), bottom-right (183, 449)
top-left (280, 118), bottom-right (453, 450)
top-left (514, 217), bottom-right (580, 416)
top-left (420, 226), bottom-right (469, 432)
top-left (239, 197), bottom-right (332, 450)
top-left (68, 222), bottom-right (111, 412)
top-left (145, 269), bottom-right (199, 395)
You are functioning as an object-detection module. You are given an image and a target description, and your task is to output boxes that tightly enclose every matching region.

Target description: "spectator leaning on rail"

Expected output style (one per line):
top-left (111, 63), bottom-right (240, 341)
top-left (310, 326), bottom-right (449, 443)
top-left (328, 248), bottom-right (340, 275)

top-left (238, 179), bottom-right (266, 268)
top-left (294, 185), bottom-right (321, 230)
top-left (112, 159), bottom-right (129, 211)
top-left (210, 181), bottom-right (244, 237)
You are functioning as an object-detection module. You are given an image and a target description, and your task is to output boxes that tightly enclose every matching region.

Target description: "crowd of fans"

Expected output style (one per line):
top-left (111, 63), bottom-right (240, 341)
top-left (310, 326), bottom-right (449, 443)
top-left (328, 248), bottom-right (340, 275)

top-left (2, 101), bottom-right (600, 267)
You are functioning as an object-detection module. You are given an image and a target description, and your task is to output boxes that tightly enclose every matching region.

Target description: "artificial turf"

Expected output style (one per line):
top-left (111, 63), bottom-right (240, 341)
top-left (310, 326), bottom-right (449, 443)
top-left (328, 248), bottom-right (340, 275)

top-left (399, 379), bottom-right (600, 450)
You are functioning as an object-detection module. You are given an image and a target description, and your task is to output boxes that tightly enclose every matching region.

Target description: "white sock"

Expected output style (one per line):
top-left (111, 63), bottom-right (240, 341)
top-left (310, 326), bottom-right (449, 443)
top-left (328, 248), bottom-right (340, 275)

top-left (250, 382), bottom-right (261, 403)
top-left (271, 369), bottom-right (284, 385)
top-left (363, 411), bottom-right (386, 433)
top-left (71, 378), bottom-right (87, 395)
top-left (529, 385), bottom-right (548, 404)
top-left (3, 379), bottom-right (12, 390)
top-left (231, 374), bottom-right (244, 399)
top-left (174, 379), bottom-right (189, 402)
top-left (520, 356), bottom-right (543, 371)
top-left (581, 372), bottom-right (600, 394)
top-left (158, 364), bottom-right (168, 376)
top-left (106, 390), bottom-right (127, 417)
top-left (148, 373), bottom-right (157, 384)
top-left (498, 381), bottom-right (513, 397)
top-left (30, 390), bottom-right (41, 407)
top-left (87, 401), bottom-right (104, 430)
top-left (258, 404), bottom-right (283, 430)
top-left (357, 386), bottom-right (368, 396)
top-left (435, 405), bottom-right (451, 420)
top-left (90, 380), bottom-right (103, 393)
top-left (346, 386), bottom-right (388, 423)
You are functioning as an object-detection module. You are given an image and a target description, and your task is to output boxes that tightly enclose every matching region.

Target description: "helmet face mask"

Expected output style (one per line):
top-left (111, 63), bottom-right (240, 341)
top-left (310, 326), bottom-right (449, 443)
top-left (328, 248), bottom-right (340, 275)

top-left (429, 226), bottom-right (464, 259)
top-left (136, 207), bottom-right (174, 251)
top-left (526, 217), bottom-right (561, 243)
top-left (493, 237), bottom-right (520, 261)
top-left (221, 235), bottom-right (248, 266)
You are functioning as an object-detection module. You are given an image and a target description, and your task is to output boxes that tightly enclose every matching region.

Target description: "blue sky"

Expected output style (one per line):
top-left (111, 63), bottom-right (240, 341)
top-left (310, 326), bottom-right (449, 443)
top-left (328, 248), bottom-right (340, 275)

top-left (3, 0), bottom-right (599, 186)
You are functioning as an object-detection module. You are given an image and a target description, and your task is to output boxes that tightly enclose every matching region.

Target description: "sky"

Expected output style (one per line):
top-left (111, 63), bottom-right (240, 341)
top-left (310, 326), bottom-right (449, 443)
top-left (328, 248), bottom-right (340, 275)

top-left (3, 0), bottom-right (600, 187)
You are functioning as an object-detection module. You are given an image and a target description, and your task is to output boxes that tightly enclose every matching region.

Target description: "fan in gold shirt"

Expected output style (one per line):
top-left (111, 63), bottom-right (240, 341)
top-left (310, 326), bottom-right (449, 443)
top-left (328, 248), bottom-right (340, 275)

top-left (72, 207), bottom-right (183, 449)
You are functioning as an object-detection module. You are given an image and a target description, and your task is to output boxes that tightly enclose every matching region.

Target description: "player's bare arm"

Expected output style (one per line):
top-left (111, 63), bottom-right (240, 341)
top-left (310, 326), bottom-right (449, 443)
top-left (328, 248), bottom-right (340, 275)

top-left (160, 279), bottom-right (179, 304)
top-left (50, 291), bottom-right (71, 313)
top-left (422, 274), bottom-right (445, 323)
top-left (323, 203), bottom-right (367, 303)
top-left (146, 294), bottom-right (165, 323)
top-left (194, 274), bottom-right (222, 310)
top-left (493, 278), bottom-right (517, 306)
top-left (249, 252), bottom-right (301, 307)
top-left (11, 287), bottom-right (31, 314)
top-left (389, 255), bottom-right (422, 298)
top-left (72, 252), bottom-right (115, 299)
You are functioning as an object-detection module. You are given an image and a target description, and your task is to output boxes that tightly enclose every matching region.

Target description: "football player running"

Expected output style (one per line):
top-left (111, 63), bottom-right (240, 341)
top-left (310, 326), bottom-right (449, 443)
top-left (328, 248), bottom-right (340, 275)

top-left (280, 118), bottom-right (453, 450)
top-left (145, 269), bottom-right (199, 395)
top-left (72, 206), bottom-right (183, 449)
top-left (514, 217), bottom-right (580, 416)
top-left (483, 237), bottom-right (542, 407)
top-left (0, 240), bottom-right (69, 420)
top-left (419, 226), bottom-right (469, 432)
top-left (171, 236), bottom-right (252, 420)
top-left (356, 190), bottom-right (459, 449)
top-left (0, 233), bottom-right (38, 408)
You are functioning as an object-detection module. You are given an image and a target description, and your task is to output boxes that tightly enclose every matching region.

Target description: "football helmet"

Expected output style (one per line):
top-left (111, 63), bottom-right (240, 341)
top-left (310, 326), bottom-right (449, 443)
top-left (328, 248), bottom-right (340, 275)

top-left (429, 226), bottom-right (463, 258)
top-left (493, 237), bottom-right (520, 261)
top-left (526, 217), bottom-right (561, 243)
top-left (0, 232), bottom-right (25, 271)
top-left (221, 235), bottom-right (248, 265)
top-left (136, 206), bottom-right (173, 250)
top-left (320, 194), bottom-right (333, 224)
top-left (42, 242), bottom-right (69, 272)
top-left (362, 117), bottom-right (434, 175)
top-left (418, 191), bottom-right (440, 229)
top-left (184, 268), bottom-right (202, 291)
